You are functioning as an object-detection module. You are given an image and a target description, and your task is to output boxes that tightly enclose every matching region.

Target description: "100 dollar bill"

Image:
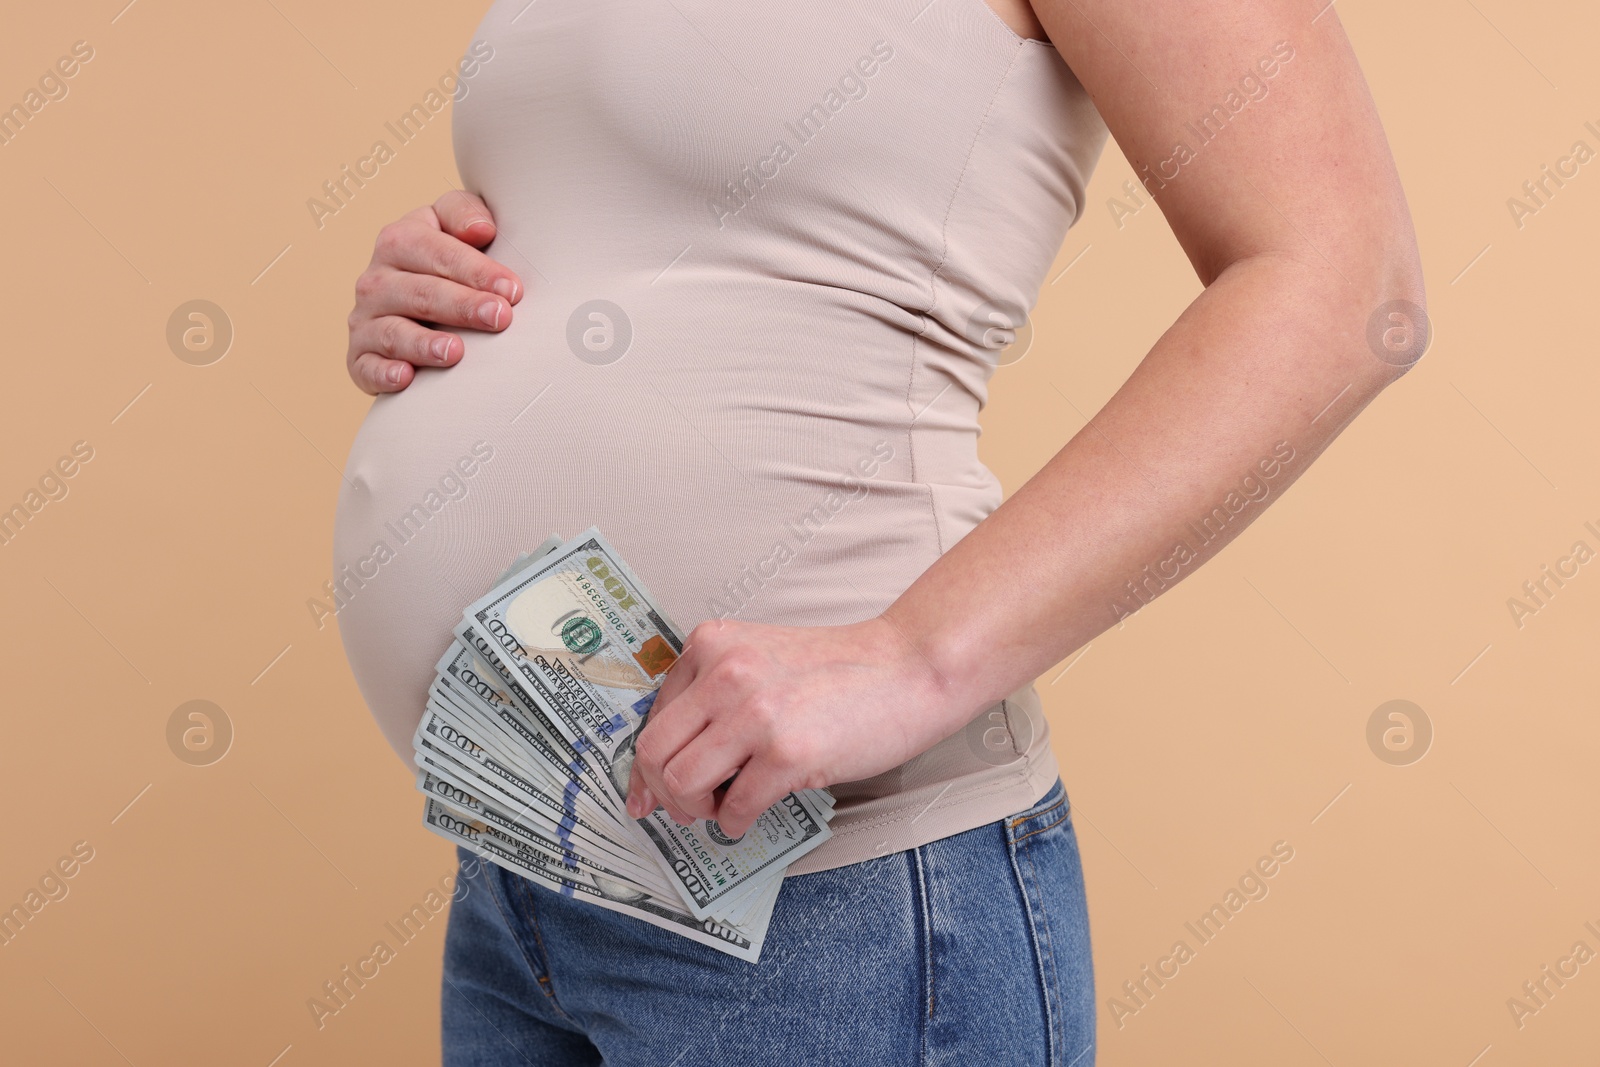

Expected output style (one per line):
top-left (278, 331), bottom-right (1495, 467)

top-left (423, 799), bottom-right (767, 962)
top-left (456, 527), bottom-right (833, 917)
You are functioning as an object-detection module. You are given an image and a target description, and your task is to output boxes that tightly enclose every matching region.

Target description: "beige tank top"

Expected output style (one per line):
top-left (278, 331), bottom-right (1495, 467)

top-left (333, 0), bottom-right (1108, 874)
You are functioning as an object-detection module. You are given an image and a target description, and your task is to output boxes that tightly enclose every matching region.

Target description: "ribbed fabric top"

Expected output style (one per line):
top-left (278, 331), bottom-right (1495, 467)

top-left (334, 0), bottom-right (1108, 874)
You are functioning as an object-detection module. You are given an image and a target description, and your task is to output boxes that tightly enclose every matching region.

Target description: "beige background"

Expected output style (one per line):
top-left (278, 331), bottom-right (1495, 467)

top-left (2, 1), bottom-right (1596, 1063)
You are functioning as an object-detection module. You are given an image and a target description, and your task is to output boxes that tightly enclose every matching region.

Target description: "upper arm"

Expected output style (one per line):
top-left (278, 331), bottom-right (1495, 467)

top-left (1031, 0), bottom-right (1422, 292)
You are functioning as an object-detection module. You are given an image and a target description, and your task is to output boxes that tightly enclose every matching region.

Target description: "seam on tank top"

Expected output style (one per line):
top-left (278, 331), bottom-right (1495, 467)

top-left (1000, 696), bottom-right (1022, 767)
top-left (815, 728), bottom-right (1056, 863)
top-left (906, 43), bottom-right (1024, 558)
top-left (822, 767), bottom-right (1032, 841)
top-left (965, 0), bottom-right (1059, 52)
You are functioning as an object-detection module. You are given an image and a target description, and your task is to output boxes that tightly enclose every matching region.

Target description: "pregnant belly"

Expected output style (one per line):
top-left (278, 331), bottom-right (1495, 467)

top-left (332, 275), bottom-right (999, 761)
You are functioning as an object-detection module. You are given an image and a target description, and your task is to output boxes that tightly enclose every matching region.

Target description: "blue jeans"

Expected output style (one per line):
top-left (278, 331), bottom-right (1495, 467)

top-left (440, 778), bottom-right (1095, 1066)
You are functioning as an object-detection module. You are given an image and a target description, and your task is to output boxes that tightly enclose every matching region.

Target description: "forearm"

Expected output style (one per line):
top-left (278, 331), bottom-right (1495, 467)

top-left (882, 252), bottom-right (1422, 723)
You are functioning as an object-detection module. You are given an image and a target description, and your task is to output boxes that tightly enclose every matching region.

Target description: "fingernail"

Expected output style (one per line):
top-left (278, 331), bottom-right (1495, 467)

top-left (431, 336), bottom-right (452, 363)
top-left (626, 795), bottom-right (641, 818)
top-left (386, 364), bottom-right (404, 385)
top-left (476, 300), bottom-right (502, 328)
top-left (491, 278), bottom-right (518, 302)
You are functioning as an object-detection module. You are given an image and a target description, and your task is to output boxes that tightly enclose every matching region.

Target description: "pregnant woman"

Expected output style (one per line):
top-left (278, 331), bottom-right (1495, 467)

top-left (335, 0), bottom-right (1424, 1063)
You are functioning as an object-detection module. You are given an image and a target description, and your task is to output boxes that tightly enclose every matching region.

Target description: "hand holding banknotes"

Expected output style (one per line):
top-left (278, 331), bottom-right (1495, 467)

top-left (625, 615), bottom-right (967, 837)
top-left (415, 528), bottom-right (846, 961)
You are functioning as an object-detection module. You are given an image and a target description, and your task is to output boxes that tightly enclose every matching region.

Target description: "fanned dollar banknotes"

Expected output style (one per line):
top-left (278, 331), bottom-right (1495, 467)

top-left (413, 527), bottom-right (835, 962)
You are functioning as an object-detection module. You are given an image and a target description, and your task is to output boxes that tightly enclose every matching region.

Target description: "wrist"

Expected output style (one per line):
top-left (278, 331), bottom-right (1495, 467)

top-left (864, 610), bottom-right (990, 735)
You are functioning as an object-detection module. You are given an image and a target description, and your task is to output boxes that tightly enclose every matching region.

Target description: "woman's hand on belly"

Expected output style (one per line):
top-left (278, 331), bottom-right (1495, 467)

top-left (624, 616), bottom-right (966, 837)
top-left (345, 188), bottom-right (525, 395)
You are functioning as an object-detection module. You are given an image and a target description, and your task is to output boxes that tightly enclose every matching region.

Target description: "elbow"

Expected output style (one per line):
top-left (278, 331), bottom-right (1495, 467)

top-left (1362, 227), bottom-right (1429, 382)
top-left (1199, 197), bottom-right (1430, 400)
top-left (1273, 219), bottom-right (1429, 393)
